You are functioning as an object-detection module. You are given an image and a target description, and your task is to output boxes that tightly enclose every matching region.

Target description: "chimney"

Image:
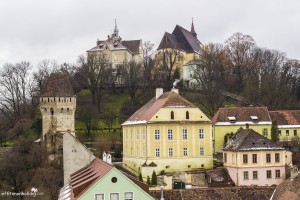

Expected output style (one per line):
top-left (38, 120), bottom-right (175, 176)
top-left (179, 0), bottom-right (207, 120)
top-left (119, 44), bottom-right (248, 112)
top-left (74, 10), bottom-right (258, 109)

top-left (156, 88), bottom-right (163, 100)
top-left (171, 88), bottom-right (179, 94)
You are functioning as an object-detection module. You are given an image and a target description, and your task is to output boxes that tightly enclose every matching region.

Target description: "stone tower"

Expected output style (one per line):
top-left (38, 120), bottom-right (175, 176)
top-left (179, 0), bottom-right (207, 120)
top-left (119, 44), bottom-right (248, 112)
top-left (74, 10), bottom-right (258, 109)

top-left (39, 73), bottom-right (76, 139)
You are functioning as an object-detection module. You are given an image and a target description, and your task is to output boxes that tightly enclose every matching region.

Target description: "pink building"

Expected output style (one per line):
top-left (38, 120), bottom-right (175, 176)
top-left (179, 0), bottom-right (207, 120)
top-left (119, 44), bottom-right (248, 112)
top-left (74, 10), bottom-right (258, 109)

top-left (223, 128), bottom-right (291, 186)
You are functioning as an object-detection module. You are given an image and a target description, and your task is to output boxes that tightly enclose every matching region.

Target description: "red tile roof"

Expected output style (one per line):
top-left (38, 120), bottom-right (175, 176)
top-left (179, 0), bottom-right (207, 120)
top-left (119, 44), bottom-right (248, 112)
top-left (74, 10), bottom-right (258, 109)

top-left (70, 158), bottom-right (113, 198)
top-left (212, 107), bottom-right (271, 123)
top-left (123, 91), bottom-right (197, 124)
top-left (269, 110), bottom-right (300, 125)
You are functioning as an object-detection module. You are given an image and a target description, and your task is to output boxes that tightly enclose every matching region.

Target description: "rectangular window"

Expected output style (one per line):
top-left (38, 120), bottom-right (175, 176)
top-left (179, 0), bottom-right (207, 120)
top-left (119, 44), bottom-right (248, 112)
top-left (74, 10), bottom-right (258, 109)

top-left (294, 130), bottom-right (298, 136)
top-left (286, 130), bottom-right (289, 137)
top-left (200, 147), bottom-right (204, 156)
top-left (155, 129), bottom-right (160, 140)
top-left (124, 192), bottom-right (133, 200)
top-left (278, 130), bottom-right (281, 137)
top-left (183, 148), bottom-right (188, 156)
top-left (110, 193), bottom-right (119, 200)
top-left (142, 129), bottom-right (146, 140)
top-left (95, 194), bottom-right (104, 200)
top-left (252, 154), bottom-right (257, 163)
top-left (263, 128), bottom-right (268, 136)
top-left (243, 154), bottom-right (248, 164)
top-left (168, 129), bottom-right (173, 140)
top-left (155, 148), bottom-right (160, 157)
top-left (275, 170), bottom-right (281, 178)
top-left (243, 171), bottom-right (249, 180)
top-left (266, 170), bottom-right (272, 179)
top-left (169, 148), bottom-right (173, 157)
top-left (253, 171), bottom-right (258, 179)
top-left (199, 128), bottom-right (204, 139)
top-left (224, 153), bottom-right (227, 163)
top-left (275, 153), bottom-right (280, 162)
top-left (266, 153), bottom-right (271, 163)
top-left (182, 128), bottom-right (188, 139)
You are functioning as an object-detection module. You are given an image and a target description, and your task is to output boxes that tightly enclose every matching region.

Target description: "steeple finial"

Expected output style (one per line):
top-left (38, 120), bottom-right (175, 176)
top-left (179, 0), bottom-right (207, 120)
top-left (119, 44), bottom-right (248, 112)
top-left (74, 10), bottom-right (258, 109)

top-left (112, 19), bottom-right (119, 39)
top-left (191, 18), bottom-right (197, 38)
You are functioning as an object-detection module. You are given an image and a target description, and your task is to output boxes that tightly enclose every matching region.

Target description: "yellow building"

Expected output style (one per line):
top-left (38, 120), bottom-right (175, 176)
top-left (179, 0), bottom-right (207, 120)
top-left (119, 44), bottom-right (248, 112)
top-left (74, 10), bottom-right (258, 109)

top-left (87, 20), bottom-right (143, 83)
top-left (269, 110), bottom-right (300, 141)
top-left (156, 21), bottom-right (202, 78)
top-left (212, 107), bottom-right (272, 153)
top-left (122, 88), bottom-right (213, 179)
top-left (223, 128), bottom-right (292, 186)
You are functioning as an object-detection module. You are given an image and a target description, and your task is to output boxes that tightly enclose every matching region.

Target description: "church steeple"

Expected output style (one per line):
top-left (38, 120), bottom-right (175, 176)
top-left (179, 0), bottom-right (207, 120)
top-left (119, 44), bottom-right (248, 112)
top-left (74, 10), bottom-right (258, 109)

top-left (191, 18), bottom-right (197, 38)
top-left (112, 19), bottom-right (119, 40)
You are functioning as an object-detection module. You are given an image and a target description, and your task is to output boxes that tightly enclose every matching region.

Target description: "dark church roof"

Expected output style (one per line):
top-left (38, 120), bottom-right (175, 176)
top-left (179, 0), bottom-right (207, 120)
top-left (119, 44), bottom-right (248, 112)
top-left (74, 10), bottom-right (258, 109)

top-left (157, 24), bottom-right (202, 54)
top-left (40, 73), bottom-right (74, 97)
top-left (223, 128), bottom-right (285, 151)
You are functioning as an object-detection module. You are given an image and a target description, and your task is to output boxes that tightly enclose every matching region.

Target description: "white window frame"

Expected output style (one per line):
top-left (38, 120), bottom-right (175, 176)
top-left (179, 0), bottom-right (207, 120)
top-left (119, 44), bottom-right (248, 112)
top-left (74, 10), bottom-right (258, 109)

top-left (155, 129), bottom-right (160, 140)
top-left (200, 147), bottom-right (204, 156)
top-left (199, 128), bottom-right (204, 139)
top-left (182, 128), bottom-right (188, 139)
top-left (169, 148), bottom-right (173, 157)
top-left (263, 128), bottom-right (268, 136)
top-left (155, 148), bottom-right (160, 157)
top-left (183, 147), bottom-right (188, 156)
top-left (110, 192), bottom-right (119, 200)
top-left (95, 193), bottom-right (105, 200)
top-left (275, 170), bottom-right (280, 178)
top-left (168, 129), bottom-right (173, 140)
top-left (243, 171), bottom-right (249, 180)
top-left (124, 192), bottom-right (134, 200)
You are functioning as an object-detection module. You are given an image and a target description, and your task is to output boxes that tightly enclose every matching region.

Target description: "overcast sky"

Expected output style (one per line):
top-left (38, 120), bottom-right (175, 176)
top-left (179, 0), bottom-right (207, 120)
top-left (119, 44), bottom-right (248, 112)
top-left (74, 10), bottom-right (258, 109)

top-left (1, 0), bottom-right (300, 67)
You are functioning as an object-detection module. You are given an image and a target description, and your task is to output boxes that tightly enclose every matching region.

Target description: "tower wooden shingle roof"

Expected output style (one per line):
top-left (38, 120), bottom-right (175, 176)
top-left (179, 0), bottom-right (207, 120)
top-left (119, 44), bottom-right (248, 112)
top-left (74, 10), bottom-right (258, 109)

top-left (41, 73), bottom-right (74, 97)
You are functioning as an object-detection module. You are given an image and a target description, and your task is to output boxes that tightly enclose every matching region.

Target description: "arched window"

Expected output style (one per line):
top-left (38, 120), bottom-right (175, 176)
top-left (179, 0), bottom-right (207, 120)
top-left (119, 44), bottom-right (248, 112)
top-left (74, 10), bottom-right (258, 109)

top-left (186, 111), bottom-right (189, 119)
top-left (171, 111), bottom-right (174, 120)
top-left (50, 107), bottom-right (54, 115)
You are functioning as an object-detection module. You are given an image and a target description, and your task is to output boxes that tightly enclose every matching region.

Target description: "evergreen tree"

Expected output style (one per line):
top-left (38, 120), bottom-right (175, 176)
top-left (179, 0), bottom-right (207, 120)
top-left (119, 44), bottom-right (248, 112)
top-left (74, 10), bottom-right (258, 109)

top-left (271, 120), bottom-right (279, 142)
top-left (151, 170), bottom-right (157, 185)
top-left (146, 176), bottom-right (151, 185)
top-left (138, 172), bottom-right (143, 182)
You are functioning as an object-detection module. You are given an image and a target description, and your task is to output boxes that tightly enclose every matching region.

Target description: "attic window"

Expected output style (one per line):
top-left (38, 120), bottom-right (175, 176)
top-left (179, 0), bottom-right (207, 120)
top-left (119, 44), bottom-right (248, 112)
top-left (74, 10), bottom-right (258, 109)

top-left (250, 116), bottom-right (258, 121)
top-left (228, 116), bottom-right (236, 122)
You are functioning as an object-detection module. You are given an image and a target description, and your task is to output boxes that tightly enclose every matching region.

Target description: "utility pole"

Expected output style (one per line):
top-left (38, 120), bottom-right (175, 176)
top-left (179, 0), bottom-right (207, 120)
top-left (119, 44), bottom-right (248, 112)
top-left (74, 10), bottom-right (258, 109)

top-left (160, 175), bottom-right (164, 200)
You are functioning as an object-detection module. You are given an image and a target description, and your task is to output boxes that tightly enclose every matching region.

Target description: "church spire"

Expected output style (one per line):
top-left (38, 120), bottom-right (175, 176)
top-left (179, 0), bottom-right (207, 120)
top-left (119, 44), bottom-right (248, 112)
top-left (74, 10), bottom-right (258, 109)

top-left (191, 18), bottom-right (197, 38)
top-left (112, 19), bottom-right (119, 40)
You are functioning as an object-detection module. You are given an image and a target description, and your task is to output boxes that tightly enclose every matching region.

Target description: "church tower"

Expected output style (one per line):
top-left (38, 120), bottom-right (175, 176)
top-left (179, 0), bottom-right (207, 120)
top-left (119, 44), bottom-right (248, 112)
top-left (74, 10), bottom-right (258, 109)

top-left (112, 19), bottom-right (119, 40)
top-left (39, 73), bottom-right (76, 139)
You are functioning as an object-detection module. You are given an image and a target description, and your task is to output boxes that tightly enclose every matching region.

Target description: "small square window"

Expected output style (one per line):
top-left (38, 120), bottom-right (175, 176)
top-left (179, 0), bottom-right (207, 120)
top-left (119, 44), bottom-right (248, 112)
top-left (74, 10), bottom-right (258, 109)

top-left (95, 194), bottom-right (104, 200)
top-left (124, 192), bottom-right (133, 200)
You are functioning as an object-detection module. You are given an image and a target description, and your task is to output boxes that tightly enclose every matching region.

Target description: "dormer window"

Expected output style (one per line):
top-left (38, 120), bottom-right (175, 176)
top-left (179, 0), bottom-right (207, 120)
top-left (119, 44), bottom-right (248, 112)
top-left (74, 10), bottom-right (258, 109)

top-left (228, 116), bottom-right (236, 123)
top-left (171, 111), bottom-right (174, 120)
top-left (250, 116), bottom-right (258, 122)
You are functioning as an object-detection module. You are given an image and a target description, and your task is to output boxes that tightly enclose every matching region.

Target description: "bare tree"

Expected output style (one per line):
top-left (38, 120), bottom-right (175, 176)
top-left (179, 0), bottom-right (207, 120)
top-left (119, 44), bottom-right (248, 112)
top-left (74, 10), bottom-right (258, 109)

top-left (225, 32), bottom-right (256, 93)
top-left (77, 53), bottom-right (113, 112)
top-left (193, 43), bottom-right (227, 116)
top-left (154, 48), bottom-right (184, 89)
top-left (0, 61), bottom-right (33, 123)
top-left (118, 60), bottom-right (143, 104)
